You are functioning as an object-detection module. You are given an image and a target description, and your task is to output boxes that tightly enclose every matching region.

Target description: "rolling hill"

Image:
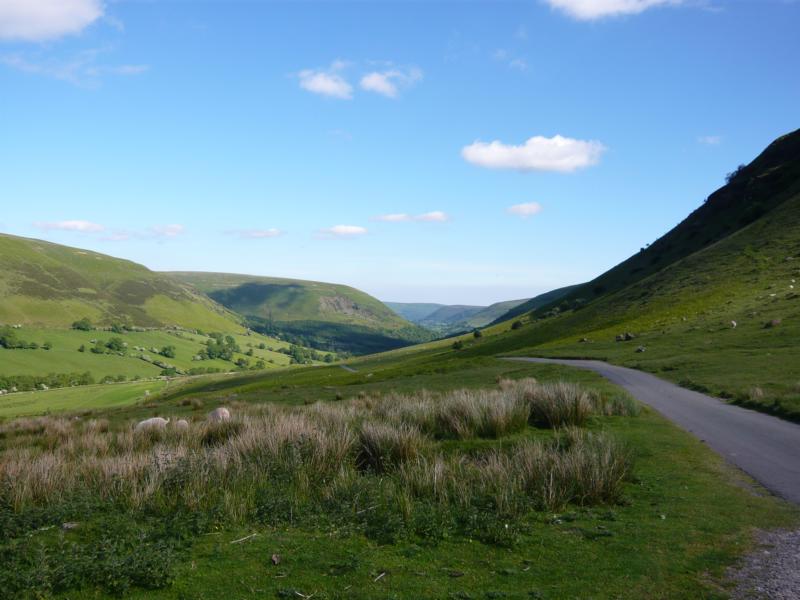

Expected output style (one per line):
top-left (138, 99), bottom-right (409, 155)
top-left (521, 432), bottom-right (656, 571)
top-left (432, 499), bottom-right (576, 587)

top-left (475, 128), bottom-right (800, 419)
top-left (0, 233), bottom-right (242, 331)
top-left (386, 299), bottom-right (529, 336)
top-left (168, 272), bottom-right (434, 354)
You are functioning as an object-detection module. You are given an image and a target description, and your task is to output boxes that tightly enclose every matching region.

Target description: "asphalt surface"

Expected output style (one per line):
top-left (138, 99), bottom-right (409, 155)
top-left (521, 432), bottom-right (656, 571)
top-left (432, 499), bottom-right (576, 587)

top-left (506, 357), bottom-right (800, 505)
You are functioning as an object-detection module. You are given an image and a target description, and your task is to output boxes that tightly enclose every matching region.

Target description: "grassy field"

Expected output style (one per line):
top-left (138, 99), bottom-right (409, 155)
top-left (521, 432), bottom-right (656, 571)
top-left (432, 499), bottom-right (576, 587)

top-left (0, 354), bottom-right (795, 599)
top-left (0, 326), bottom-right (329, 383)
top-left (0, 379), bottom-right (168, 418)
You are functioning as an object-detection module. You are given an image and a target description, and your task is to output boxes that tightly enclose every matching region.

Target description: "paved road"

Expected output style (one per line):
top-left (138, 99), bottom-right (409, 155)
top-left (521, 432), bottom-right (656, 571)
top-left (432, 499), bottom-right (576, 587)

top-left (505, 357), bottom-right (800, 505)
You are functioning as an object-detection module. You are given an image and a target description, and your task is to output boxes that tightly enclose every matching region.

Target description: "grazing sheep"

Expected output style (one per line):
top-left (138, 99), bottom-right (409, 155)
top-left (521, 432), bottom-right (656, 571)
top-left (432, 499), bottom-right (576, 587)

top-left (731, 320), bottom-right (737, 329)
top-left (135, 417), bottom-right (170, 432)
top-left (207, 407), bottom-right (231, 422)
top-left (174, 419), bottom-right (190, 431)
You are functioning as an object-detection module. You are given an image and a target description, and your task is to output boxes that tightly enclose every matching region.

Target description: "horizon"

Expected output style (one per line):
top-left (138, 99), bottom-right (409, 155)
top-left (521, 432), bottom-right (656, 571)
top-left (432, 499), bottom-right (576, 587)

top-left (2, 0), bottom-right (799, 304)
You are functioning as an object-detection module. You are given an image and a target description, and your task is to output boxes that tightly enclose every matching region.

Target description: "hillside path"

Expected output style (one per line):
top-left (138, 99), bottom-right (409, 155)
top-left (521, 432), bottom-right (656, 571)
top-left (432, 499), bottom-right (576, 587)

top-left (505, 357), bottom-right (800, 505)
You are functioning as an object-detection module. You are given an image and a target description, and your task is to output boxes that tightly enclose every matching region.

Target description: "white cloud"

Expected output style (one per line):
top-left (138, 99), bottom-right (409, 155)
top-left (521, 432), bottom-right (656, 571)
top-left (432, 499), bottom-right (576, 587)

top-left (2, 51), bottom-right (149, 87)
top-left (493, 49), bottom-right (528, 71)
top-left (0, 0), bottom-right (103, 42)
top-left (544, 0), bottom-right (682, 20)
top-left (150, 224), bottom-right (185, 238)
top-left (228, 228), bottom-right (284, 239)
top-left (507, 202), bottom-right (543, 218)
top-left (318, 224), bottom-right (368, 238)
top-left (415, 211), bottom-right (449, 222)
top-left (360, 67), bottom-right (422, 98)
top-left (34, 219), bottom-right (105, 232)
top-left (298, 61), bottom-right (353, 99)
top-left (373, 211), bottom-right (449, 223)
top-left (698, 135), bottom-right (722, 145)
top-left (374, 213), bottom-right (412, 222)
top-left (462, 134), bottom-right (606, 173)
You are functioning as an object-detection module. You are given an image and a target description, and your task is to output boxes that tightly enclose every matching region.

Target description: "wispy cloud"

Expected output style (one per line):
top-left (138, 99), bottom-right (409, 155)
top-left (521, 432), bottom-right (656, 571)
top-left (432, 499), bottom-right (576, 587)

top-left (544, 0), bottom-right (683, 20)
top-left (373, 211), bottom-right (450, 223)
top-left (226, 228), bottom-right (284, 239)
top-left (317, 224), bottom-right (368, 239)
top-left (2, 50), bottom-right (149, 87)
top-left (507, 202), bottom-right (543, 218)
top-left (492, 49), bottom-right (528, 71)
top-left (360, 67), bottom-right (422, 98)
top-left (462, 134), bottom-right (606, 173)
top-left (697, 135), bottom-right (722, 145)
top-left (298, 60), bottom-right (353, 99)
top-left (0, 0), bottom-right (103, 42)
top-left (150, 224), bottom-right (185, 239)
top-left (34, 219), bottom-right (105, 233)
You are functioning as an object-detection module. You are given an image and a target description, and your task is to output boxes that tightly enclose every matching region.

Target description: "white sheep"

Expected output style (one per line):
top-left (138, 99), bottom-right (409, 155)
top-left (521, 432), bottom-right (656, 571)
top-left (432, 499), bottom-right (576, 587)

top-left (174, 419), bottom-right (190, 431)
top-left (207, 407), bottom-right (231, 422)
top-left (135, 417), bottom-right (170, 432)
top-left (731, 320), bottom-right (737, 329)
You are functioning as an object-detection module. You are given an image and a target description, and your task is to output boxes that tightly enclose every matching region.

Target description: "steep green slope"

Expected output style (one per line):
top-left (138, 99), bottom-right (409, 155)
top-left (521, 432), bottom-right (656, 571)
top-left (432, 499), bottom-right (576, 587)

top-left (528, 128), bottom-right (800, 317)
top-left (473, 131), bottom-right (800, 419)
top-left (168, 272), bottom-right (433, 354)
top-left (492, 285), bottom-right (581, 324)
top-left (421, 304), bottom-right (484, 325)
top-left (0, 234), bottom-right (242, 331)
top-left (465, 298), bottom-right (528, 328)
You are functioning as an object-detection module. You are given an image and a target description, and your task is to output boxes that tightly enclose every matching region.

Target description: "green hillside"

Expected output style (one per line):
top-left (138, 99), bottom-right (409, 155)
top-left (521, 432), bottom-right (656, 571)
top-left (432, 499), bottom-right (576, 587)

top-left (474, 129), bottom-right (800, 420)
top-left (491, 284), bottom-right (581, 324)
top-left (526, 128), bottom-right (800, 317)
top-left (0, 233), bottom-right (243, 332)
top-left (168, 272), bottom-right (434, 354)
top-left (465, 298), bottom-right (529, 328)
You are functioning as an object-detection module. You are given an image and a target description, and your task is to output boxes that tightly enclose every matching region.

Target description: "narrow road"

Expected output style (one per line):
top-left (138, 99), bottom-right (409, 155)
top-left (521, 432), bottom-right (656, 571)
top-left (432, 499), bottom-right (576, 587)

top-left (505, 357), bottom-right (800, 505)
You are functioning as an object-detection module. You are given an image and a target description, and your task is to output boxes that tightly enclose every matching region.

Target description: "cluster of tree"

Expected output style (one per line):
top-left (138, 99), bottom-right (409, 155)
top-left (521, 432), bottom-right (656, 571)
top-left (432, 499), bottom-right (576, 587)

top-left (0, 327), bottom-right (52, 350)
top-left (0, 371), bottom-right (94, 393)
top-left (99, 374), bottom-right (137, 384)
top-left (277, 344), bottom-right (333, 365)
top-left (186, 367), bottom-right (223, 376)
top-left (71, 318), bottom-right (94, 331)
top-left (85, 337), bottom-right (127, 355)
top-left (159, 345), bottom-right (176, 358)
top-left (198, 333), bottom-right (240, 361)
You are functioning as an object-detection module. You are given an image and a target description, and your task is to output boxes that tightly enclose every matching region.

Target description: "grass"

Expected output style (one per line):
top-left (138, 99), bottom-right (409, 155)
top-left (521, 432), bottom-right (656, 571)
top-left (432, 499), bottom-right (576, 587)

top-left (0, 380), bottom-right (168, 418)
top-left (0, 232), bottom-right (245, 331)
top-left (0, 356), bottom-right (794, 598)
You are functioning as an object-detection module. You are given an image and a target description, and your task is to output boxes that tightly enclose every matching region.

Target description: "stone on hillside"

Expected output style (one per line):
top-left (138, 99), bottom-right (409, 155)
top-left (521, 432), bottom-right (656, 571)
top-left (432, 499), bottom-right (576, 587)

top-left (764, 319), bottom-right (782, 329)
top-left (636, 346), bottom-right (646, 353)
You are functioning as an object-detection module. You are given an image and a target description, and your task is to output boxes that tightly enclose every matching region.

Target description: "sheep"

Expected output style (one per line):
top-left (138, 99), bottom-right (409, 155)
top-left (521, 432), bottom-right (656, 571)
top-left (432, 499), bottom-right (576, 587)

top-left (174, 419), bottom-right (190, 431)
top-left (135, 417), bottom-right (170, 432)
top-left (731, 320), bottom-right (737, 329)
top-left (207, 407), bottom-right (231, 422)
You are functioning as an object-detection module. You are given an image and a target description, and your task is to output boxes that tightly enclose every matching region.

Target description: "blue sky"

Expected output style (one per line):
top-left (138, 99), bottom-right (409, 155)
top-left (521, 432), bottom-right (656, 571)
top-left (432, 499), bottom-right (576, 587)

top-left (1, 0), bottom-right (798, 305)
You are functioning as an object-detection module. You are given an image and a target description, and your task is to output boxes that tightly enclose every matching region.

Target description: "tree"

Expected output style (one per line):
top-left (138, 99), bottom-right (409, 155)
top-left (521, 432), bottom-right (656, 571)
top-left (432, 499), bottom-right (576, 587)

top-left (452, 340), bottom-right (464, 350)
top-left (159, 345), bottom-right (176, 359)
top-left (72, 318), bottom-right (93, 331)
top-left (42, 341), bottom-right (52, 350)
top-left (511, 320), bottom-right (523, 330)
top-left (106, 337), bottom-right (126, 353)
top-left (473, 329), bottom-right (483, 339)
top-left (78, 344), bottom-right (86, 353)
top-left (110, 322), bottom-right (125, 334)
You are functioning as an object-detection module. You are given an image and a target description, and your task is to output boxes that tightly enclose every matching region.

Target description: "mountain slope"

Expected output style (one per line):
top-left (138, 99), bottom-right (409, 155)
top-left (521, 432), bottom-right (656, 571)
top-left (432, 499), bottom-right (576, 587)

top-left (526, 128), bottom-right (800, 318)
top-left (475, 129), bottom-right (800, 419)
top-left (492, 286), bottom-right (580, 324)
top-left (168, 272), bottom-right (433, 354)
top-left (0, 234), bottom-right (242, 331)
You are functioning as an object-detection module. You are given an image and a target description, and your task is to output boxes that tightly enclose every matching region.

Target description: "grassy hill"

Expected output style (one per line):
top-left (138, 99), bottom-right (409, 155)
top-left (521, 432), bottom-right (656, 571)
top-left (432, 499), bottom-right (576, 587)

top-left (388, 299), bottom-right (529, 336)
top-left (472, 128), bottom-right (800, 420)
top-left (168, 272), bottom-right (434, 354)
top-left (491, 284), bottom-right (582, 324)
top-left (0, 233), bottom-right (242, 331)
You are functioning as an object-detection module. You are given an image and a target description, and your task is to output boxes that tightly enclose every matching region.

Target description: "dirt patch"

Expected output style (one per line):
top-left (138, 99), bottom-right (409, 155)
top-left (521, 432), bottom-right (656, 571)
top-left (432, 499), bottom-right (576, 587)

top-left (728, 528), bottom-right (800, 599)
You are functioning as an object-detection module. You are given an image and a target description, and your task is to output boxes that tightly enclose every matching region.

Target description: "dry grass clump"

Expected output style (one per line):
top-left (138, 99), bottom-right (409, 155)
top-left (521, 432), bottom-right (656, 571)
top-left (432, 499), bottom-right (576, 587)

top-left (0, 380), bottom-right (635, 521)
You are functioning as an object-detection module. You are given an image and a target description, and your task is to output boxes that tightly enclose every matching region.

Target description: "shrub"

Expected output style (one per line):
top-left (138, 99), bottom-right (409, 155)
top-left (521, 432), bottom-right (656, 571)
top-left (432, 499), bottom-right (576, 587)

top-left (357, 422), bottom-right (427, 473)
top-left (511, 320), bottom-right (523, 330)
top-left (71, 318), bottom-right (93, 331)
top-left (522, 382), bottom-right (593, 428)
top-left (473, 329), bottom-right (483, 339)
